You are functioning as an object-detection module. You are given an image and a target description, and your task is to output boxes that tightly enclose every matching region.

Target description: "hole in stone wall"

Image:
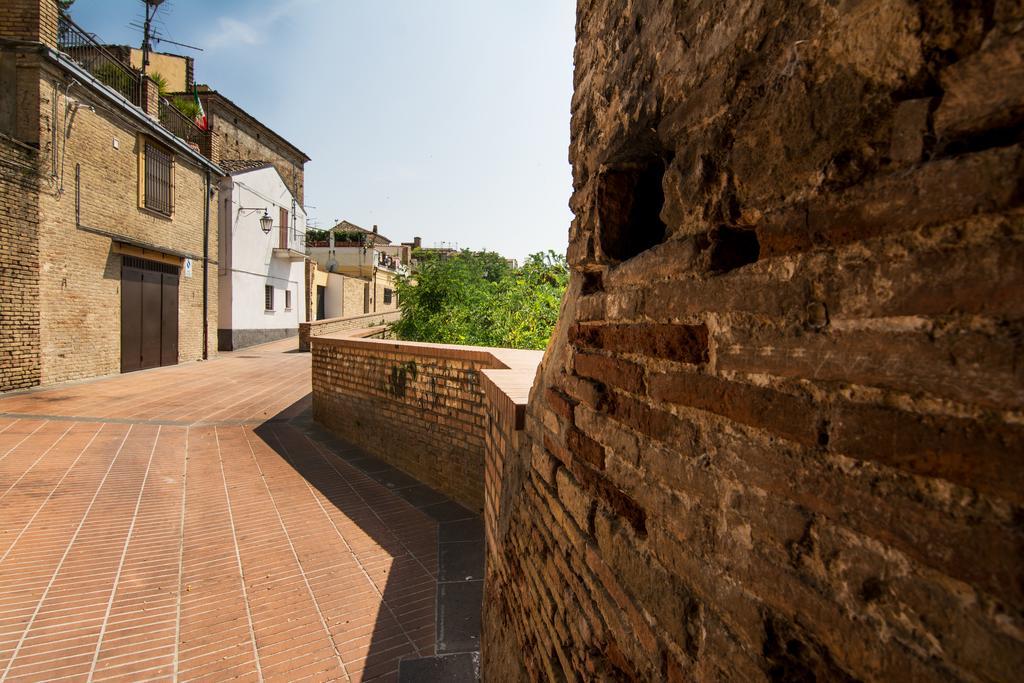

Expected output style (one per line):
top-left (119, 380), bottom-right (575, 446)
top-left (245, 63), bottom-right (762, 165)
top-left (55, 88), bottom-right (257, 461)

top-left (581, 271), bottom-right (604, 295)
top-left (596, 158), bottom-right (667, 263)
top-left (707, 225), bottom-right (760, 273)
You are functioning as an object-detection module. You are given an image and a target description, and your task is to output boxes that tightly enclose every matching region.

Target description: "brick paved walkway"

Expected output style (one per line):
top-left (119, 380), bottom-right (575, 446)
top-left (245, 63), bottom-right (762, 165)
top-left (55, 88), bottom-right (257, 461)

top-left (0, 340), bottom-right (461, 682)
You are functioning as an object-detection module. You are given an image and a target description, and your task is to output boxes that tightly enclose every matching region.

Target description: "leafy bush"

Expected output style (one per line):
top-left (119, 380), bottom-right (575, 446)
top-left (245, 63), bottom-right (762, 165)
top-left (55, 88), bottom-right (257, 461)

top-left (391, 250), bottom-right (568, 350)
top-left (305, 228), bottom-right (329, 243)
top-left (171, 95), bottom-right (201, 120)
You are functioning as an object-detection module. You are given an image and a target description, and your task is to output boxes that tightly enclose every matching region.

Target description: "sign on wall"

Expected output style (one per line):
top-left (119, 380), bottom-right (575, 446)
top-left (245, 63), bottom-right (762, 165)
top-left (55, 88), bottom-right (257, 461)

top-left (183, 258), bottom-right (193, 278)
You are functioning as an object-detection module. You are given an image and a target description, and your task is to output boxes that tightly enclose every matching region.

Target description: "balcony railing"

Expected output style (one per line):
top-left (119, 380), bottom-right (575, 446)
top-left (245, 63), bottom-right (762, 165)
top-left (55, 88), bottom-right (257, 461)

top-left (157, 98), bottom-right (211, 156)
top-left (57, 14), bottom-right (141, 106)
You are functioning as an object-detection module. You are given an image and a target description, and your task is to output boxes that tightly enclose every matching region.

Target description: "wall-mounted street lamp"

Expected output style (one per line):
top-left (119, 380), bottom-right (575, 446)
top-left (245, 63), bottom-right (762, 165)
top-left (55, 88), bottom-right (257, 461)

top-left (238, 206), bottom-right (274, 234)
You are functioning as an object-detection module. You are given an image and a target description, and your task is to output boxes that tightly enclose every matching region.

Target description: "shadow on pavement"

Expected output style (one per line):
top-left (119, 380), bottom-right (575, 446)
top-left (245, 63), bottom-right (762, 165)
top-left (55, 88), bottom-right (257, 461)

top-left (252, 396), bottom-right (483, 682)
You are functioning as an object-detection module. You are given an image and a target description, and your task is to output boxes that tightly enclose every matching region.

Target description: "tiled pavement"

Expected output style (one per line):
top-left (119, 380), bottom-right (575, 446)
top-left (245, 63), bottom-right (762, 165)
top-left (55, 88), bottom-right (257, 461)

top-left (0, 339), bottom-right (481, 682)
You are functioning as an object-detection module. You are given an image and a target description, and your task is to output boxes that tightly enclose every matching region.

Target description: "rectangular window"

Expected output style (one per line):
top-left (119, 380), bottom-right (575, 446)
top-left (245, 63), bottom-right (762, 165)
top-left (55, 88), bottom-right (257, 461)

top-left (285, 290), bottom-right (292, 310)
top-left (143, 141), bottom-right (173, 215)
top-left (265, 285), bottom-right (274, 311)
top-left (383, 288), bottom-right (393, 305)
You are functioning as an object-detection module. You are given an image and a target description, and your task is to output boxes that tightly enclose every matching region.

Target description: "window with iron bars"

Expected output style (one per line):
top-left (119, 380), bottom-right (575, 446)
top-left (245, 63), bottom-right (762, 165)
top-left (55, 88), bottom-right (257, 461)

top-left (265, 285), bottom-right (274, 311)
top-left (143, 141), bottom-right (173, 215)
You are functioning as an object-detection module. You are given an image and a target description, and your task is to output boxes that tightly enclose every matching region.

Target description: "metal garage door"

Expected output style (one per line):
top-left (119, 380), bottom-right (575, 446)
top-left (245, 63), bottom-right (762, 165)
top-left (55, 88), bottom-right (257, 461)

top-left (121, 256), bottom-right (179, 373)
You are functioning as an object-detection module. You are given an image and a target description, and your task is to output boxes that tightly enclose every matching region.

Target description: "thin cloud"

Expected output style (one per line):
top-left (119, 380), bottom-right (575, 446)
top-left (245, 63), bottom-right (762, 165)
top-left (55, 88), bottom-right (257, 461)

top-left (201, 0), bottom-right (318, 51)
top-left (204, 17), bottom-right (260, 49)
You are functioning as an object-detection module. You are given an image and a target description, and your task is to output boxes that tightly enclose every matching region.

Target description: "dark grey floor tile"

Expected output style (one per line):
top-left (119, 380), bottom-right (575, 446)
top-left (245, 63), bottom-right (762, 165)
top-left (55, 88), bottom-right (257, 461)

top-left (439, 541), bottom-right (485, 582)
top-left (346, 455), bottom-right (393, 472)
top-left (366, 466), bottom-right (422, 490)
top-left (421, 500), bottom-right (477, 523)
top-left (398, 652), bottom-right (479, 682)
top-left (437, 580), bottom-right (483, 654)
top-left (398, 484), bottom-right (449, 509)
top-left (439, 517), bottom-right (484, 544)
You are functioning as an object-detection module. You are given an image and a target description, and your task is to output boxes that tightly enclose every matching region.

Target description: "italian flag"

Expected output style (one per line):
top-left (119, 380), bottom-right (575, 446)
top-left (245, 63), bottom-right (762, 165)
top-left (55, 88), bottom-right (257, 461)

top-left (193, 89), bottom-right (208, 131)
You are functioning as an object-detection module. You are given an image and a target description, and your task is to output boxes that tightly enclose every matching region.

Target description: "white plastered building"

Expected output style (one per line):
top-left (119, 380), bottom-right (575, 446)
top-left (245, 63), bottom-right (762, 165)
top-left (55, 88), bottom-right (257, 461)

top-left (216, 161), bottom-right (307, 350)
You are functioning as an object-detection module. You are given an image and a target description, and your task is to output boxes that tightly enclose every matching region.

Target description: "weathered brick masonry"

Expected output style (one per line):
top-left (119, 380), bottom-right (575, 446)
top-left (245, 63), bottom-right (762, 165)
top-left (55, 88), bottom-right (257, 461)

top-left (483, 1), bottom-right (1024, 681)
top-left (33, 70), bottom-right (218, 384)
top-left (311, 335), bottom-right (541, 512)
top-left (1, 1), bottom-right (221, 389)
top-left (0, 135), bottom-right (41, 391)
top-left (298, 309), bottom-right (401, 351)
top-left (197, 87), bottom-right (310, 206)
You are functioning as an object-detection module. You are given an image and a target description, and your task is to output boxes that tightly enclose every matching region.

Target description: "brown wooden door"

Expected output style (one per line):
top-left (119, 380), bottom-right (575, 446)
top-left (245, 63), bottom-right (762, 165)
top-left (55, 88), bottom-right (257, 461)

top-left (160, 272), bottom-right (178, 366)
top-left (121, 257), bottom-right (180, 373)
top-left (140, 270), bottom-right (162, 370)
top-left (121, 268), bottom-right (143, 372)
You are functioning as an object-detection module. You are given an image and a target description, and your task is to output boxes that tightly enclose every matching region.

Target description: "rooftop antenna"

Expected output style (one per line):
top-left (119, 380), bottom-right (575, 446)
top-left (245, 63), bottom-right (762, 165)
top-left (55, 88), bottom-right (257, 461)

top-left (140, 0), bottom-right (167, 75)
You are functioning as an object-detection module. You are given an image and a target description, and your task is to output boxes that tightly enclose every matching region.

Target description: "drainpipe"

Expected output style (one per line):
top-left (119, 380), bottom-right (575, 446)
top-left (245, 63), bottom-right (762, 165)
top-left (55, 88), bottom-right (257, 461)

top-left (203, 170), bottom-right (211, 360)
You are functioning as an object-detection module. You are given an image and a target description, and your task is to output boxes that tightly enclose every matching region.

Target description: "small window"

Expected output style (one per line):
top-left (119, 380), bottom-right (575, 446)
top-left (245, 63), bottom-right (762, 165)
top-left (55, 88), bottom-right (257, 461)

top-left (383, 288), bottom-right (393, 305)
top-left (285, 290), bottom-right (292, 310)
top-left (265, 285), bottom-right (274, 311)
top-left (143, 141), bottom-right (173, 215)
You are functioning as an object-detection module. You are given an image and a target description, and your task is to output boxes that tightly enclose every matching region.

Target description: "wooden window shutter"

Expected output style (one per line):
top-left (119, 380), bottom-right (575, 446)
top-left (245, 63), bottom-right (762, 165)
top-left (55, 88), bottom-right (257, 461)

top-left (279, 207), bottom-right (288, 248)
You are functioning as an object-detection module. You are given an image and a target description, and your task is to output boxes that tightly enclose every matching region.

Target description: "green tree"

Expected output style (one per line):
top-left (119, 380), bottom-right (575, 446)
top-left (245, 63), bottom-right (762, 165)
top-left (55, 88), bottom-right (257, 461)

top-left (392, 250), bottom-right (567, 350)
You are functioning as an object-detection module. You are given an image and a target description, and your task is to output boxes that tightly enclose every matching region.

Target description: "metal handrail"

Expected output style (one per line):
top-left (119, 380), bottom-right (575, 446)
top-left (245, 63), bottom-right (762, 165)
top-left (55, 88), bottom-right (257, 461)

top-left (57, 14), bottom-right (141, 106)
top-left (157, 97), bottom-right (210, 153)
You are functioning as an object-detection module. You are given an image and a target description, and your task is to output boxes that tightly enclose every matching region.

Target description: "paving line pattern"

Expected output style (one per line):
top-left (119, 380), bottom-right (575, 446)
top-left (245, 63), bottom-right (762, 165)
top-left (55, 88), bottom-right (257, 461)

top-left (0, 340), bottom-right (441, 682)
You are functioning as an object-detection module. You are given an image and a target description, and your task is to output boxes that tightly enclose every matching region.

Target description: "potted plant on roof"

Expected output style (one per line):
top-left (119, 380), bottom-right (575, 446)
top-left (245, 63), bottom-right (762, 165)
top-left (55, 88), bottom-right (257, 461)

top-left (305, 228), bottom-right (329, 247)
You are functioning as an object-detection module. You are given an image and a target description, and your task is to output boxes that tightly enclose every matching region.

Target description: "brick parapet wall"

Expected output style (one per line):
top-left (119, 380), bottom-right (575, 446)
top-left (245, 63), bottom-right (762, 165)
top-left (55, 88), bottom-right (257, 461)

top-left (0, 134), bottom-right (41, 391)
top-left (0, 0), bottom-right (58, 46)
top-left (298, 309), bottom-right (402, 351)
top-left (483, 1), bottom-right (1024, 681)
top-left (311, 334), bottom-right (541, 512)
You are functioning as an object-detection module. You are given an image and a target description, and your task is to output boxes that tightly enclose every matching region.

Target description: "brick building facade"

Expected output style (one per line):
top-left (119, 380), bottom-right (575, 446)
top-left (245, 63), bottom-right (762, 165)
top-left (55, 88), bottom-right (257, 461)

top-left (483, 1), bottom-right (1024, 681)
top-left (0, 134), bottom-right (41, 390)
top-left (0, 0), bottom-right (221, 391)
top-left (195, 86), bottom-right (310, 206)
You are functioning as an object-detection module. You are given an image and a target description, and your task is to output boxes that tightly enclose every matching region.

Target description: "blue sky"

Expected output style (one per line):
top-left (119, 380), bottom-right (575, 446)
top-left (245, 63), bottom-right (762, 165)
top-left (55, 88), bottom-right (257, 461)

top-left (68, 0), bottom-right (576, 260)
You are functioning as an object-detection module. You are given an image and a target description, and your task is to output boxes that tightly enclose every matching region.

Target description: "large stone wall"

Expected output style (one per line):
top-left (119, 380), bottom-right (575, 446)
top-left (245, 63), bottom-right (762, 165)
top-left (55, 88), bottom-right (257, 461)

top-left (0, 134), bottom-right (41, 392)
top-left (311, 336), bottom-right (541, 511)
top-left (205, 105), bottom-right (306, 206)
top-left (0, 41), bottom-right (221, 389)
top-left (32, 66), bottom-right (218, 385)
top-left (298, 309), bottom-right (401, 351)
top-left (484, 1), bottom-right (1024, 681)
top-left (0, 0), bottom-right (57, 46)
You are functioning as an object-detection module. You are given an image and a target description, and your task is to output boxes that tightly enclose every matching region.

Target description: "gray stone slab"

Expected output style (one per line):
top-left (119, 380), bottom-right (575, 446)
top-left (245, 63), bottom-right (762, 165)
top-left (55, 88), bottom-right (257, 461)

top-left (439, 540), bottom-right (485, 582)
top-left (398, 652), bottom-right (479, 682)
top-left (437, 580), bottom-right (483, 654)
top-left (439, 517), bottom-right (484, 543)
top-left (345, 455), bottom-right (393, 473)
top-left (421, 500), bottom-right (476, 523)
top-left (366, 465), bottom-right (422, 490)
top-left (399, 484), bottom-right (449, 509)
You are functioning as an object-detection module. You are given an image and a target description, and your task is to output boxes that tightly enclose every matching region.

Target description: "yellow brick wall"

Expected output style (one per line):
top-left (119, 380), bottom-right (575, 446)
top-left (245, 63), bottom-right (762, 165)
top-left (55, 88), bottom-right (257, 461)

top-left (0, 134), bottom-right (41, 391)
top-left (32, 65), bottom-right (218, 386)
top-left (0, 0), bottom-right (58, 46)
top-left (208, 109), bottom-right (305, 205)
top-left (373, 270), bottom-right (399, 314)
top-left (342, 276), bottom-right (365, 316)
top-left (311, 339), bottom-right (491, 511)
